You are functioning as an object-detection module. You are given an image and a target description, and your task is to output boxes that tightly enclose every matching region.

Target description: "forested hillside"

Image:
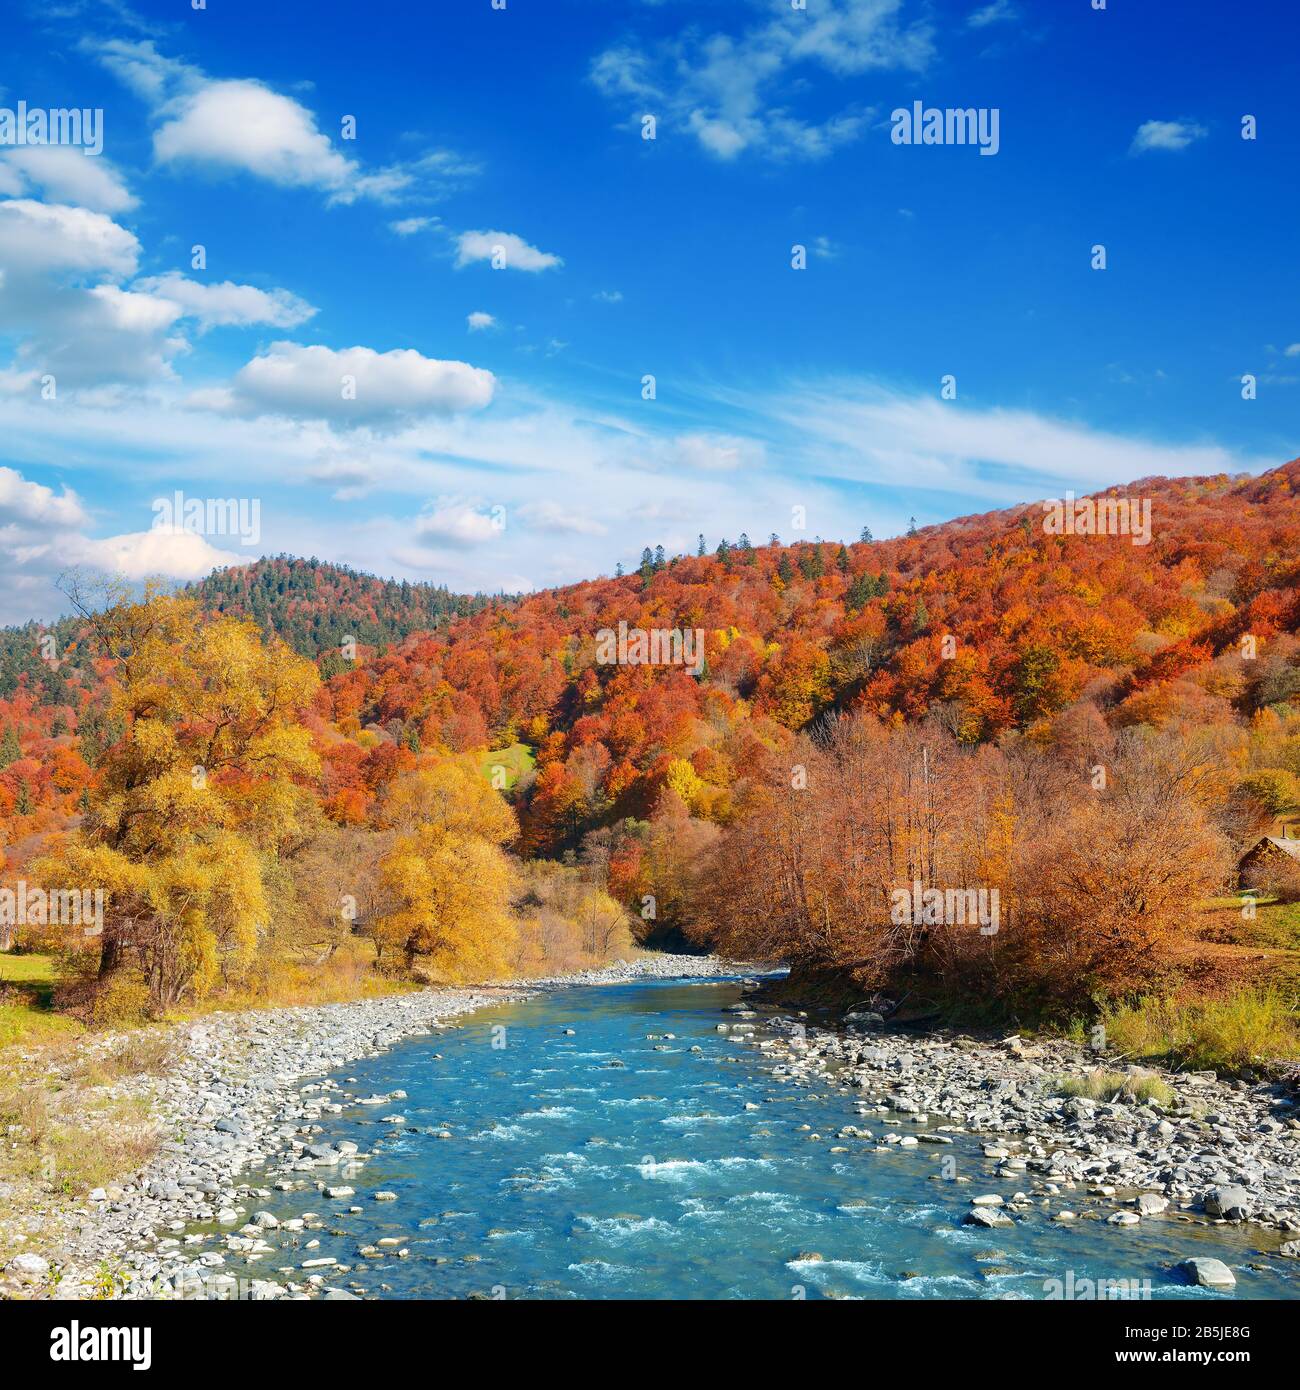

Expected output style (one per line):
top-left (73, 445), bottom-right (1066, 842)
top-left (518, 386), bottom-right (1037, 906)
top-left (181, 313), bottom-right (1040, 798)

top-left (3, 461), bottom-right (1300, 1031)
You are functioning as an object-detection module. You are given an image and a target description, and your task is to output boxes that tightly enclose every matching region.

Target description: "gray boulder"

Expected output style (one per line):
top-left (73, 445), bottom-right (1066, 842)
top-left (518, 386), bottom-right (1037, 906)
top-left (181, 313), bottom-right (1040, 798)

top-left (1178, 1257), bottom-right (1236, 1290)
top-left (1203, 1185), bottom-right (1251, 1220)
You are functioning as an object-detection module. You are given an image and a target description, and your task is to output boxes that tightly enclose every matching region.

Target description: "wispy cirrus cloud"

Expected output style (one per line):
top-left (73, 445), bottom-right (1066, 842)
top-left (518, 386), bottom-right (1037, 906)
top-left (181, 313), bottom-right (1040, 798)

top-left (591, 0), bottom-right (933, 160)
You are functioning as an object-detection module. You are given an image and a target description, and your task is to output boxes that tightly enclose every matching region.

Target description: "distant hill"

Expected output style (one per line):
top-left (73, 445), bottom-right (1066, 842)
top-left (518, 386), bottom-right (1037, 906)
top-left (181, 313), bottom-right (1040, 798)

top-left (0, 556), bottom-right (494, 700)
top-left (189, 555), bottom-right (494, 660)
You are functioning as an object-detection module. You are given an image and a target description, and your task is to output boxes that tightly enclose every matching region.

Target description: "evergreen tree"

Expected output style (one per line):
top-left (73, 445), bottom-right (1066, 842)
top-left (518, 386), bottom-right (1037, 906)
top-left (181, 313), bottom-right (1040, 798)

top-left (860, 525), bottom-right (873, 543)
top-left (0, 724), bottom-right (19, 767)
top-left (836, 545), bottom-right (850, 573)
top-left (777, 552), bottom-right (794, 585)
top-left (697, 533), bottom-right (706, 557)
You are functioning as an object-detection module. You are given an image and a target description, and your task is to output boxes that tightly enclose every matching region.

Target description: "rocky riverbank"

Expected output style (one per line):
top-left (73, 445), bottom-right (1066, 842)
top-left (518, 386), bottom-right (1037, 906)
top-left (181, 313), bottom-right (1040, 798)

top-left (1, 953), bottom-right (730, 1300)
top-left (726, 998), bottom-right (1300, 1286)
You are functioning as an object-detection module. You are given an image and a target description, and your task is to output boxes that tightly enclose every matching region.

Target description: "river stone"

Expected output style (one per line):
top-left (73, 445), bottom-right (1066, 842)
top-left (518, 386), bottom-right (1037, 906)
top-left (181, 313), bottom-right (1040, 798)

top-left (1178, 1257), bottom-right (1236, 1290)
top-left (1135, 1193), bottom-right (1169, 1216)
top-left (1203, 1185), bottom-right (1252, 1220)
top-left (964, 1206), bottom-right (1013, 1229)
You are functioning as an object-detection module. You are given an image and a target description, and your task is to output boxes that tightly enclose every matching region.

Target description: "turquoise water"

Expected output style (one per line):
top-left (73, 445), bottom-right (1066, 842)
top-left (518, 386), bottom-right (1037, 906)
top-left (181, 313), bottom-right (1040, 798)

top-left (258, 977), bottom-right (1297, 1300)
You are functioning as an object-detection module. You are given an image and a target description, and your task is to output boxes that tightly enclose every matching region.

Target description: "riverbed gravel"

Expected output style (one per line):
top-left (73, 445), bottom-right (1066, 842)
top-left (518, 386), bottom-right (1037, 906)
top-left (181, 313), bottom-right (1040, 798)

top-left (1, 954), bottom-right (728, 1300)
top-left (734, 1001), bottom-right (1300, 1273)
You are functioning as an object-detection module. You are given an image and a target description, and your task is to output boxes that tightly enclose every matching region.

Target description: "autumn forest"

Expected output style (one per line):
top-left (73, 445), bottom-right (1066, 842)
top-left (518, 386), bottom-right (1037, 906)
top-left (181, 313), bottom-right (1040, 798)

top-left (4, 460), bottom-right (1300, 1044)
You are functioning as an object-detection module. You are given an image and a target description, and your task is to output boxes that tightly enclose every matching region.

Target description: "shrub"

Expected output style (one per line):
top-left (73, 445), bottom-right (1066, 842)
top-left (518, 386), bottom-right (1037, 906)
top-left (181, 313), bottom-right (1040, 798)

top-left (1056, 1068), bottom-right (1174, 1106)
top-left (1099, 988), bottom-right (1300, 1073)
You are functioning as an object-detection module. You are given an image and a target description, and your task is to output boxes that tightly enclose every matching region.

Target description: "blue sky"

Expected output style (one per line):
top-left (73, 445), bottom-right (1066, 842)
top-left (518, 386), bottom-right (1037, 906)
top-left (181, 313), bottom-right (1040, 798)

top-left (0, 0), bottom-right (1297, 622)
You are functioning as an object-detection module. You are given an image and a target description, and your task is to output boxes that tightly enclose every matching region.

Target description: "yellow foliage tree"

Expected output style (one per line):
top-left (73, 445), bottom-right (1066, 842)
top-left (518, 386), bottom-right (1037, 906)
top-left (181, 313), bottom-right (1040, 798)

top-left (37, 581), bottom-right (320, 1006)
top-left (372, 760), bottom-right (519, 980)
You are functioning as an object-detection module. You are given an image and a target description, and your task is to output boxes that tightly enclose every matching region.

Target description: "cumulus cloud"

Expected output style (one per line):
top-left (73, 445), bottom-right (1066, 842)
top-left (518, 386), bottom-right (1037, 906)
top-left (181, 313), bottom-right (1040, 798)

top-left (0, 464), bottom-right (88, 528)
top-left (1130, 119), bottom-right (1207, 154)
top-left (455, 229), bottom-right (562, 272)
top-left (592, 0), bottom-right (932, 161)
top-left (0, 202), bottom-right (192, 387)
top-left (0, 146), bottom-right (137, 213)
top-left (466, 310), bottom-right (496, 331)
top-left (153, 79), bottom-right (359, 191)
top-left (0, 199), bottom-right (139, 277)
top-left (204, 341), bottom-right (496, 425)
top-left (134, 272), bottom-right (317, 329)
top-left (0, 461), bottom-right (244, 624)
top-left (77, 527), bottom-right (243, 581)
top-left (412, 501), bottom-right (501, 549)
top-left (92, 39), bottom-right (469, 205)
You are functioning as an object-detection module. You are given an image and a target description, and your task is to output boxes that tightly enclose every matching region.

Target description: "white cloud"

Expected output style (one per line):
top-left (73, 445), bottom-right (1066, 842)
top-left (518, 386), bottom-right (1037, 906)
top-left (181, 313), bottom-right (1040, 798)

top-left (594, 289), bottom-right (623, 304)
top-left (466, 310), bottom-right (496, 331)
top-left (768, 382), bottom-right (1257, 502)
top-left (0, 461), bottom-right (243, 624)
top-left (412, 502), bottom-right (501, 549)
top-left (0, 205), bottom-right (193, 388)
top-left (0, 146), bottom-right (137, 213)
top-left (1282, 343), bottom-right (1300, 357)
top-left (390, 216), bottom-right (437, 236)
top-left (208, 341), bottom-right (496, 424)
top-left (76, 527), bottom-right (243, 581)
top-left (153, 78), bottom-right (358, 191)
top-left (455, 229), bottom-right (562, 272)
top-left (0, 464), bottom-right (88, 528)
top-left (134, 273), bottom-right (317, 329)
top-left (668, 432), bottom-right (765, 473)
top-left (93, 39), bottom-right (470, 206)
top-left (517, 499), bottom-right (607, 536)
top-left (1130, 119), bottom-right (1207, 154)
top-left (592, 0), bottom-right (932, 161)
top-left (0, 199), bottom-right (139, 277)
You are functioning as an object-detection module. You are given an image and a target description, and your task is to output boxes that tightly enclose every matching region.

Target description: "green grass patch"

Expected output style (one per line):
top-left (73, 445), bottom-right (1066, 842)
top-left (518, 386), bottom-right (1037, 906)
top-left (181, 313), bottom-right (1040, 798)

top-left (0, 952), bottom-right (82, 1049)
top-left (1055, 1068), bottom-right (1175, 1106)
top-left (479, 742), bottom-right (535, 792)
top-left (1099, 988), bottom-right (1300, 1073)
